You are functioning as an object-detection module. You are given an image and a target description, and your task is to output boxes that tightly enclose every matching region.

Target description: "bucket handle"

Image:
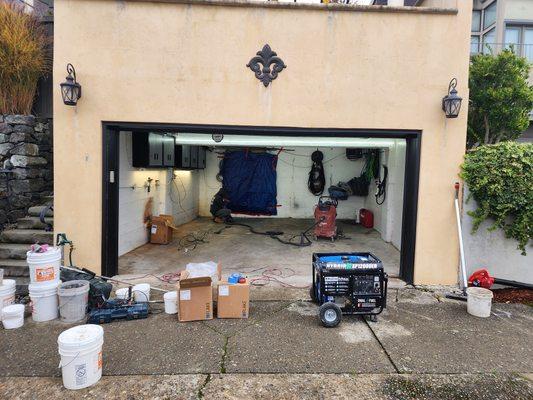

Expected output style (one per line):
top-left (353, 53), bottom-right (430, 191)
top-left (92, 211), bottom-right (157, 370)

top-left (58, 352), bottom-right (80, 369)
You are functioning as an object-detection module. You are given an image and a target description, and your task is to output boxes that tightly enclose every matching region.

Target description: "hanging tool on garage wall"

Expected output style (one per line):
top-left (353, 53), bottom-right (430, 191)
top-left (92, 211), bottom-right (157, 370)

top-left (308, 150), bottom-right (326, 196)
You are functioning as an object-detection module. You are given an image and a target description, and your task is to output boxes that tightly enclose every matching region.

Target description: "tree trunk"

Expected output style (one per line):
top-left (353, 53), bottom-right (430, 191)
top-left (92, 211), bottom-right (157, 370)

top-left (483, 115), bottom-right (491, 144)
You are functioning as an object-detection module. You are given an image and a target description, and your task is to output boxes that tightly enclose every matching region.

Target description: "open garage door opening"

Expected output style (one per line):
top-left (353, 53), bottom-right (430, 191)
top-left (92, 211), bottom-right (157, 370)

top-left (102, 124), bottom-right (420, 285)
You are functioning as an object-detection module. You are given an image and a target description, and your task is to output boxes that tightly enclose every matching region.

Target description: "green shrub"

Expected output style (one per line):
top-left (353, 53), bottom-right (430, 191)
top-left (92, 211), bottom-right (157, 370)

top-left (460, 142), bottom-right (532, 255)
top-left (468, 49), bottom-right (533, 148)
top-left (0, 1), bottom-right (48, 115)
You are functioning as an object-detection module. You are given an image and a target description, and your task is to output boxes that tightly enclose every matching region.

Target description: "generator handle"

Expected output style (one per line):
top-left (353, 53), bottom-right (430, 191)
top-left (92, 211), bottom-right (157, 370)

top-left (318, 196), bottom-right (338, 207)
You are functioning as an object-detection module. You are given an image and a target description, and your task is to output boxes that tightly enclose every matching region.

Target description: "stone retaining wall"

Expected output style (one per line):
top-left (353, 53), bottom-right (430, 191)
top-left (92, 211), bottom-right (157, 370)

top-left (0, 115), bottom-right (53, 227)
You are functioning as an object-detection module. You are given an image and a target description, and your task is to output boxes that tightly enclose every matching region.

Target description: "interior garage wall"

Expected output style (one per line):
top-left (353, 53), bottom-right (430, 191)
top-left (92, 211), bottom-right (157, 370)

top-left (118, 132), bottom-right (199, 256)
top-left (198, 147), bottom-right (368, 219)
top-left (169, 169), bottom-right (200, 226)
top-left (364, 140), bottom-right (406, 249)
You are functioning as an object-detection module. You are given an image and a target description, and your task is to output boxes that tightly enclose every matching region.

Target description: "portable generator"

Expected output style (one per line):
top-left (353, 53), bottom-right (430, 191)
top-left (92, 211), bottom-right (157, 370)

top-left (310, 252), bottom-right (388, 327)
top-left (314, 196), bottom-right (338, 241)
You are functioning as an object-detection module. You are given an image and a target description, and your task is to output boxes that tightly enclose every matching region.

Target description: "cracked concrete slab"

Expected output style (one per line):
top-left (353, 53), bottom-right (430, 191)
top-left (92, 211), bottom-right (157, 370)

top-left (202, 373), bottom-right (533, 400)
top-left (225, 301), bottom-right (395, 373)
top-left (394, 288), bottom-right (440, 304)
top-left (0, 375), bottom-right (204, 400)
top-left (372, 302), bottom-right (533, 373)
top-left (0, 373), bottom-right (531, 400)
top-left (204, 301), bottom-right (293, 337)
top-left (2, 298), bottom-right (532, 380)
top-left (0, 310), bottom-right (224, 377)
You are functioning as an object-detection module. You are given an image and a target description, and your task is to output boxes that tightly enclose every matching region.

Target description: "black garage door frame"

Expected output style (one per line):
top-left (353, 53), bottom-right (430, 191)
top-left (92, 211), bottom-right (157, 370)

top-left (102, 122), bottom-right (421, 283)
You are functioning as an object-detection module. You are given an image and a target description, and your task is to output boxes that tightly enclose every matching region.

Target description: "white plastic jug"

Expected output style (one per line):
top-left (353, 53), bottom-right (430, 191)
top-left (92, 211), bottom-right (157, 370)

top-left (0, 279), bottom-right (16, 319)
top-left (115, 287), bottom-right (129, 300)
top-left (58, 280), bottom-right (90, 323)
top-left (466, 287), bottom-right (493, 318)
top-left (58, 325), bottom-right (104, 390)
top-left (132, 283), bottom-right (150, 302)
top-left (2, 304), bottom-right (25, 329)
top-left (29, 280), bottom-right (59, 322)
top-left (26, 247), bottom-right (61, 284)
top-left (164, 291), bottom-right (178, 314)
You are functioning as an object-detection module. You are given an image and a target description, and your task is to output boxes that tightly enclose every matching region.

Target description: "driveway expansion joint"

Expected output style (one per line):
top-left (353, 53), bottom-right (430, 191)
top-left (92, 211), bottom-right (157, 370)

top-left (363, 316), bottom-right (401, 374)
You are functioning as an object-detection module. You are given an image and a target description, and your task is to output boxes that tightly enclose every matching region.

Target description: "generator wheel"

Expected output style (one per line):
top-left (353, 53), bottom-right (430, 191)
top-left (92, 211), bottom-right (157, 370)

top-left (319, 302), bottom-right (342, 328)
top-left (309, 285), bottom-right (317, 303)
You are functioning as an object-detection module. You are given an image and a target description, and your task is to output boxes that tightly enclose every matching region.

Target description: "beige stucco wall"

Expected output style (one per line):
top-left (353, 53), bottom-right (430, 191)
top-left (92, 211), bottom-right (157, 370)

top-left (53, 0), bottom-right (471, 284)
top-left (504, 0), bottom-right (533, 21)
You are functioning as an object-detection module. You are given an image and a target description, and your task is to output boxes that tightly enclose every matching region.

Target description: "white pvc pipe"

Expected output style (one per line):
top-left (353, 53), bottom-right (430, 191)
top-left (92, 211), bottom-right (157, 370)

top-left (454, 195), bottom-right (468, 292)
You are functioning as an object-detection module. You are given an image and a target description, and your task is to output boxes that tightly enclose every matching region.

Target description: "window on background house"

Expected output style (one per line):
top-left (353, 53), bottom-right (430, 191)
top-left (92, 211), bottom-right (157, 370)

top-left (483, 29), bottom-right (496, 54)
top-left (505, 26), bottom-right (521, 51)
top-left (483, 1), bottom-right (497, 30)
top-left (523, 28), bottom-right (533, 62)
top-left (472, 10), bottom-right (481, 32)
top-left (471, 36), bottom-right (480, 55)
top-left (505, 26), bottom-right (533, 63)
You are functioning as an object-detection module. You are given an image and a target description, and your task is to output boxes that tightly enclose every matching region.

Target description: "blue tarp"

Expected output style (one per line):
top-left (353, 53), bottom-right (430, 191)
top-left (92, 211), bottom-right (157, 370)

top-left (221, 151), bottom-right (278, 215)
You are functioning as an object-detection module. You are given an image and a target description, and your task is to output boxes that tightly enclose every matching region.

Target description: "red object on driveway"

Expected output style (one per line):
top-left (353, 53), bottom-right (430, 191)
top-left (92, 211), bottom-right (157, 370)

top-left (359, 209), bottom-right (374, 229)
top-left (468, 269), bottom-right (495, 289)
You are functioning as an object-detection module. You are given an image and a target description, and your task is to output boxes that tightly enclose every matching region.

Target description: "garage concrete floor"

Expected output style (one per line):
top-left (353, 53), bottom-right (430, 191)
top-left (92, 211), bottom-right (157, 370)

top-left (118, 217), bottom-right (401, 286)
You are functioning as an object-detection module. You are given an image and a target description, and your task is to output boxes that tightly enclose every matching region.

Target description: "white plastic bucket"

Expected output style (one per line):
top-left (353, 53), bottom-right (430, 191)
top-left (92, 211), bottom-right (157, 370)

top-left (466, 287), bottom-right (493, 318)
top-left (0, 279), bottom-right (16, 319)
top-left (163, 291), bottom-right (177, 314)
top-left (133, 283), bottom-right (150, 302)
top-left (58, 324), bottom-right (104, 390)
top-left (29, 281), bottom-right (59, 322)
top-left (2, 304), bottom-right (25, 329)
top-left (115, 287), bottom-right (129, 300)
top-left (58, 280), bottom-right (90, 323)
top-left (26, 247), bottom-right (61, 284)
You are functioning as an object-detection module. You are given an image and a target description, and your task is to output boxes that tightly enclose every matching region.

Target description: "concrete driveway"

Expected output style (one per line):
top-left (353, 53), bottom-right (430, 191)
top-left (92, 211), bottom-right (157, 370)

top-left (0, 288), bottom-right (532, 399)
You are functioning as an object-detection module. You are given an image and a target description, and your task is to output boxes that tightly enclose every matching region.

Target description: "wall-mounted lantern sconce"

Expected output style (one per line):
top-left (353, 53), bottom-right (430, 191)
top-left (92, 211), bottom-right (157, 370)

top-left (442, 78), bottom-right (462, 118)
top-left (60, 63), bottom-right (82, 106)
top-left (212, 133), bottom-right (224, 143)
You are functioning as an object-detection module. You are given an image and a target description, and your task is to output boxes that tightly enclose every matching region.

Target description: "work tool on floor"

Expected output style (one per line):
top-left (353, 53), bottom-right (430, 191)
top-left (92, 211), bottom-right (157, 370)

top-left (468, 269), bottom-right (533, 290)
top-left (313, 196), bottom-right (338, 241)
top-left (310, 252), bottom-right (388, 327)
top-left (87, 299), bottom-right (149, 324)
top-left (446, 182), bottom-right (469, 302)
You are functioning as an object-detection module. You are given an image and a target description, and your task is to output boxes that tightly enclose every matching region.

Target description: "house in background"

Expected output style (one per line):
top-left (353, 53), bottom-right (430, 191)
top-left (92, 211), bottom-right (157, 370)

top-left (470, 0), bottom-right (533, 142)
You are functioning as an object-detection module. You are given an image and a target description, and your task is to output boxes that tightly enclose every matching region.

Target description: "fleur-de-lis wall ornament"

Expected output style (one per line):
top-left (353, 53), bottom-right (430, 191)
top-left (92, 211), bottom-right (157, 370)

top-left (246, 44), bottom-right (286, 87)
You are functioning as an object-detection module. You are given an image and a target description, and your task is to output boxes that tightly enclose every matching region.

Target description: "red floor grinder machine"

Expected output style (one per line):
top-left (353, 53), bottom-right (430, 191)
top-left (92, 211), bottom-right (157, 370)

top-left (314, 196), bottom-right (338, 241)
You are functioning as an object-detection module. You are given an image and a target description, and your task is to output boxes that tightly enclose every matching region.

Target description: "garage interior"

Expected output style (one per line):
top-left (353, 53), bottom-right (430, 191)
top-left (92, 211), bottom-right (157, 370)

top-left (114, 130), bottom-right (407, 287)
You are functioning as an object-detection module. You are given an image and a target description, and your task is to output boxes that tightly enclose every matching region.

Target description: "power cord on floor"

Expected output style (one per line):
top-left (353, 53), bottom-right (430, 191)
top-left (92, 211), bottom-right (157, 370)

top-left (228, 220), bottom-right (318, 247)
top-left (243, 267), bottom-right (310, 289)
top-left (175, 225), bottom-right (232, 253)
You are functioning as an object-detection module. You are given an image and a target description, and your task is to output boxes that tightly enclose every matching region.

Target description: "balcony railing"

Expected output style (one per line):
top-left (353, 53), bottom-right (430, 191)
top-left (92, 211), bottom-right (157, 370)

top-left (471, 42), bottom-right (533, 63)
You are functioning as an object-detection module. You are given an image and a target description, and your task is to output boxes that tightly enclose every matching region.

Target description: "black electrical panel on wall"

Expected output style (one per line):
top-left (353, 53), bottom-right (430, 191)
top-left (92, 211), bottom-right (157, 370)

top-left (174, 145), bottom-right (206, 170)
top-left (132, 132), bottom-right (175, 168)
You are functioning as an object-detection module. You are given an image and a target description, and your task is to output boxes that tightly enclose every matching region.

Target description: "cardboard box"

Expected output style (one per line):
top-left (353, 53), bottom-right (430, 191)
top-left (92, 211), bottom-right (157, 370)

top-left (150, 215), bottom-right (173, 244)
top-left (178, 277), bottom-right (213, 322)
top-left (217, 283), bottom-right (250, 319)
